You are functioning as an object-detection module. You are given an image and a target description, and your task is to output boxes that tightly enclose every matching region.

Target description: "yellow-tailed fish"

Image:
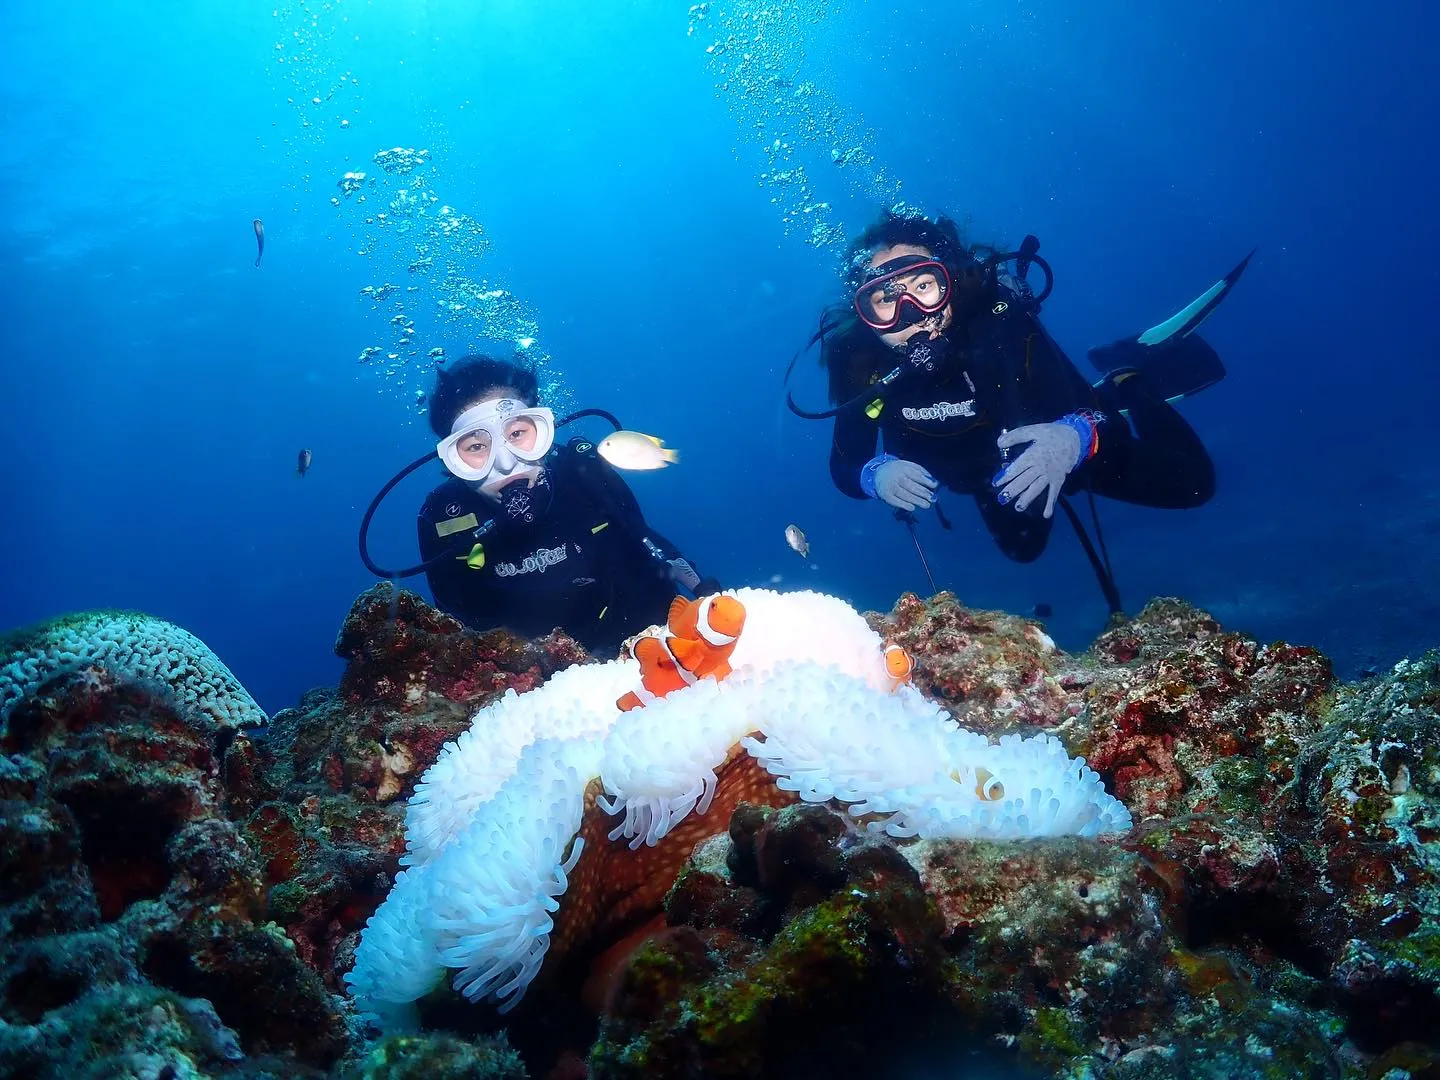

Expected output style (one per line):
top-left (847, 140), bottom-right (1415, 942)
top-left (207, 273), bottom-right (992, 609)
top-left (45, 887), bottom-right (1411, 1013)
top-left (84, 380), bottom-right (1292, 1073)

top-left (597, 431), bottom-right (678, 471)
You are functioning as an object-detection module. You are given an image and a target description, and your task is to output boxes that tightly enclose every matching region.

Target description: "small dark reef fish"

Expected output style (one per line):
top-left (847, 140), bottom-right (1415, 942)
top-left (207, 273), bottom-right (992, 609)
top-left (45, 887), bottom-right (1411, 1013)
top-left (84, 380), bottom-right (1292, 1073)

top-left (296, 448), bottom-right (312, 478)
top-left (253, 219), bottom-right (265, 268)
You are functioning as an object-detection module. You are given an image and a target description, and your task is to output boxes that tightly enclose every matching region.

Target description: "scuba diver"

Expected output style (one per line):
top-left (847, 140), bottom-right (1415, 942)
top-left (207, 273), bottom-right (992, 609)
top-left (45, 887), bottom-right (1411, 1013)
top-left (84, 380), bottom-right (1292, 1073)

top-left (788, 209), bottom-right (1250, 611)
top-left (358, 354), bottom-right (718, 653)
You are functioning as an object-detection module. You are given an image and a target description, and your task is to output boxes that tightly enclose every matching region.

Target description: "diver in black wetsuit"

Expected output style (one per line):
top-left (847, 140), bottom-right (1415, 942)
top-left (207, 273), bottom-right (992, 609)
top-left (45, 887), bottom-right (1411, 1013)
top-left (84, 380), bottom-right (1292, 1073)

top-left (415, 356), bottom-right (716, 653)
top-left (807, 210), bottom-right (1246, 569)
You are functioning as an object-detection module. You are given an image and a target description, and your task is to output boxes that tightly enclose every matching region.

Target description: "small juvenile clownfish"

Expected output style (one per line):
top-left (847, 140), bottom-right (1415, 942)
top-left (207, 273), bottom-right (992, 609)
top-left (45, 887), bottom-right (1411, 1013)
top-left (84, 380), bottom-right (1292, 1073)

top-left (665, 594), bottom-right (745, 682)
top-left (616, 635), bottom-right (692, 712)
top-left (951, 766), bottom-right (1006, 802)
top-left (883, 643), bottom-right (913, 692)
top-left (974, 767), bottom-right (1006, 802)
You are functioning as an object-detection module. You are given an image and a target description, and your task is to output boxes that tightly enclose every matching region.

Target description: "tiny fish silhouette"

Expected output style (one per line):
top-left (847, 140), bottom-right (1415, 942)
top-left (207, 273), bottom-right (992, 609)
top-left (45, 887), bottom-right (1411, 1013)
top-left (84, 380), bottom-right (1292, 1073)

top-left (253, 219), bottom-right (265, 268)
top-left (296, 448), bottom-right (312, 478)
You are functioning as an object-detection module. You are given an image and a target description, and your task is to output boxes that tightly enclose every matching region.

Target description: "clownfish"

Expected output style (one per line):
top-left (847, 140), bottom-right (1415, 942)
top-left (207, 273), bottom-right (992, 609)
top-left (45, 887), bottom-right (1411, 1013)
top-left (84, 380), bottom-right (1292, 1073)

top-left (616, 635), bottom-right (693, 712)
top-left (664, 594), bottom-right (745, 682)
top-left (883, 643), bottom-right (913, 692)
top-left (616, 594), bottom-right (747, 712)
top-left (951, 766), bottom-right (1006, 802)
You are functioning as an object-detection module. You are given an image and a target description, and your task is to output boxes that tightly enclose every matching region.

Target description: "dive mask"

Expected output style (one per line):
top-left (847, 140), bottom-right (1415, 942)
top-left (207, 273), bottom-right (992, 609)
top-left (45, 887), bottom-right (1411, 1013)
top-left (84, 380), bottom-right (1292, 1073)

top-left (853, 255), bottom-right (952, 332)
top-left (436, 398), bottom-right (556, 496)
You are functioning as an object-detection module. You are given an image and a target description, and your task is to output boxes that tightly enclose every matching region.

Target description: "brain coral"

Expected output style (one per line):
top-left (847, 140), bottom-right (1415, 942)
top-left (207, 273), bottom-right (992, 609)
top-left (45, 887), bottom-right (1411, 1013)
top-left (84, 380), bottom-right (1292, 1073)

top-left (346, 589), bottom-right (1132, 1029)
top-left (0, 610), bottom-right (266, 732)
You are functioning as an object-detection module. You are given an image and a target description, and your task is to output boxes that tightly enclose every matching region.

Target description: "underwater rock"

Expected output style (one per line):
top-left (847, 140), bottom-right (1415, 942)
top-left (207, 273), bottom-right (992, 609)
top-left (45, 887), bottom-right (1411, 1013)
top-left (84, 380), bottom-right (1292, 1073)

top-left (0, 983), bottom-right (262, 1080)
top-left (868, 590), bottom-right (1071, 734)
top-left (1079, 600), bottom-right (1335, 823)
top-left (6, 585), bottom-right (1439, 1078)
top-left (873, 592), bottom-right (1338, 824)
top-left (334, 582), bottom-right (587, 712)
top-left (1279, 650), bottom-right (1440, 1052)
top-left (910, 835), bottom-right (1175, 1029)
top-left (0, 665), bottom-right (350, 1074)
top-left (226, 585), bottom-right (593, 994)
top-left (590, 801), bottom-right (958, 1080)
top-left (345, 1031), bottom-right (527, 1080)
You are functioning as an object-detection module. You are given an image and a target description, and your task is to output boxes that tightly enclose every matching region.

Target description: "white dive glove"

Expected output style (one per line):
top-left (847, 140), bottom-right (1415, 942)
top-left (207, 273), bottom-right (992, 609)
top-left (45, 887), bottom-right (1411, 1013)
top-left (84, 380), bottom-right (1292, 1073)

top-left (861, 454), bottom-right (937, 512)
top-left (993, 413), bottom-right (1099, 519)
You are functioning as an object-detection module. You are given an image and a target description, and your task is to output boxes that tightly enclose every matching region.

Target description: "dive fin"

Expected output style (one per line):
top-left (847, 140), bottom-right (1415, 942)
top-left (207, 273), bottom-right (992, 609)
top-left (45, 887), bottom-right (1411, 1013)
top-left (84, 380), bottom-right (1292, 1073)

top-left (1136, 249), bottom-right (1254, 346)
top-left (1089, 249), bottom-right (1251, 402)
top-left (1090, 334), bottom-right (1226, 404)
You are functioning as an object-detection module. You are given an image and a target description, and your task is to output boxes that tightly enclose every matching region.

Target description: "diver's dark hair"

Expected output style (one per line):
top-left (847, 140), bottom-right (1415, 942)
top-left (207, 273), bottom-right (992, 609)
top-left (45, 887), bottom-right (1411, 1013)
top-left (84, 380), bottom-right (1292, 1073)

top-left (427, 354), bottom-right (540, 438)
top-left (820, 210), bottom-right (997, 403)
top-left (841, 210), bottom-right (984, 290)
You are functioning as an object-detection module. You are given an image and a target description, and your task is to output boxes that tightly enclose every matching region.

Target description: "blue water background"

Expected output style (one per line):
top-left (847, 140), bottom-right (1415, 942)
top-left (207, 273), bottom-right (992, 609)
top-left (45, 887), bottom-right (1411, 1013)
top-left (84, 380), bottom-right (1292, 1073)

top-left (1, 1), bottom-right (1436, 716)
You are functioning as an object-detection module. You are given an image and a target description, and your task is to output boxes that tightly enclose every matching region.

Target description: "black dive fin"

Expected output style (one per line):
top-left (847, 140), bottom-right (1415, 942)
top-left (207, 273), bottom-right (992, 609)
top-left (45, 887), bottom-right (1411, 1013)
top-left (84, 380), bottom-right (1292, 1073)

top-left (1137, 248), bottom-right (1254, 346)
top-left (1089, 249), bottom-right (1252, 402)
top-left (1090, 333), bottom-right (1226, 404)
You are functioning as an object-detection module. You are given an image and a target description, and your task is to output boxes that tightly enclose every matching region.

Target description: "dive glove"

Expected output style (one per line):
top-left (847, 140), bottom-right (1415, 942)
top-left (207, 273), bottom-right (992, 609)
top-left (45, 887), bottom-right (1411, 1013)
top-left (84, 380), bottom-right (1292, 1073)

top-left (993, 413), bottom-right (1099, 519)
top-left (666, 556), bottom-right (703, 593)
top-left (669, 557), bottom-right (721, 597)
top-left (862, 454), bottom-right (937, 512)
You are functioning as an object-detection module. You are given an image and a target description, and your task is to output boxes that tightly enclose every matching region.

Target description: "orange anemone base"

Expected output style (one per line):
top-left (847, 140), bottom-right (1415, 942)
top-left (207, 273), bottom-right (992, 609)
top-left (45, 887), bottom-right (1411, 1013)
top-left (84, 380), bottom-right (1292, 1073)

top-left (543, 740), bottom-right (797, 999)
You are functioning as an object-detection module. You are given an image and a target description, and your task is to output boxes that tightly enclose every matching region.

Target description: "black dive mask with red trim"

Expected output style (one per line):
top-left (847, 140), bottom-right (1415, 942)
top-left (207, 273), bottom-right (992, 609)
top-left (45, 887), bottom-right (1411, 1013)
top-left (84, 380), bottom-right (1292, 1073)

top-left (853, 255), bottom-right (953, 332)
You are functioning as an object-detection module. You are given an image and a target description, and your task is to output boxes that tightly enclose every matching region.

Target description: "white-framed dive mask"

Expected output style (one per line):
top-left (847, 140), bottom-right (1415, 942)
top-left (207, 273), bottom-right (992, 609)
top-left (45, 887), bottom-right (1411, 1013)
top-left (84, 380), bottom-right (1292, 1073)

top-left (435, 398), bottom-right (556, 496)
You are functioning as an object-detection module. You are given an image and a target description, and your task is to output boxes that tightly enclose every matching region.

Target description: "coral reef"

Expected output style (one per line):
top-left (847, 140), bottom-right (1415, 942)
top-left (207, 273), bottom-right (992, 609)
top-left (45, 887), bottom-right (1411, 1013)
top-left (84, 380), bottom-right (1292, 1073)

top-left (0, 610), bottom-right (266, 731)
top-left (1280, 651), bottom-right (1440, 1053)
top-left (589, 803), bottom-right (961, 1079)
top-left (226, 583), bottom-right (591, 991)
top-left (345, 589), bottom-right (1131, 1033)
top-left (0, 592), bottom-right (574, 1079)
top-left (2, 586), bottom-right (1437, 1079)
top-left (0, 660), bottom-right (347, 1077)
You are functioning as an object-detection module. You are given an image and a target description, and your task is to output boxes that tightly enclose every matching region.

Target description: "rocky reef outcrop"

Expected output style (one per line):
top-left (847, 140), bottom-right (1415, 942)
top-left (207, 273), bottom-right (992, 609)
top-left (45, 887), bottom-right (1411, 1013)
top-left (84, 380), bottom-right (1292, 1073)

top-left (2, 587), bottom-right (1436, 1079)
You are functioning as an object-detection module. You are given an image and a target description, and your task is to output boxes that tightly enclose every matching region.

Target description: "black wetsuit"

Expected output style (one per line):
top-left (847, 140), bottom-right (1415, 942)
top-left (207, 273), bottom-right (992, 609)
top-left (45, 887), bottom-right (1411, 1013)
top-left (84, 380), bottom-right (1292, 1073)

top-left (418, 439), bottom-right (705, 652)
top-left (827, 280), bottom-right (1215, 562)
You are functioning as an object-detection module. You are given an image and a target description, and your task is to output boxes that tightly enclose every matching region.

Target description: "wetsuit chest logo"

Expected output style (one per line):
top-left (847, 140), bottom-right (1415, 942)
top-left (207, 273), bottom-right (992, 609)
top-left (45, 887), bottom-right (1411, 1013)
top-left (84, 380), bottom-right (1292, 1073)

top-left (494, 544), bottom-right (569, 577)
top-left (901, 399), bottom-right (977, 421)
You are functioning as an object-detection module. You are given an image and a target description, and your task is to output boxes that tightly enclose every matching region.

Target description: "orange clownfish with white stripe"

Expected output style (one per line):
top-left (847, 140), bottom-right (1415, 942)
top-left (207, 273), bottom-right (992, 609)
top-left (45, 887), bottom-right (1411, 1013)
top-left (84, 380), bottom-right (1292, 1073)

top-left (883, 643), bottom-right (913, 692)
top-left (616, 594), bottom-right (747, 712)
top-left (616, 635), bottom-right (693, 711)
top-left (664, 594), bottom-right (745, 681)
